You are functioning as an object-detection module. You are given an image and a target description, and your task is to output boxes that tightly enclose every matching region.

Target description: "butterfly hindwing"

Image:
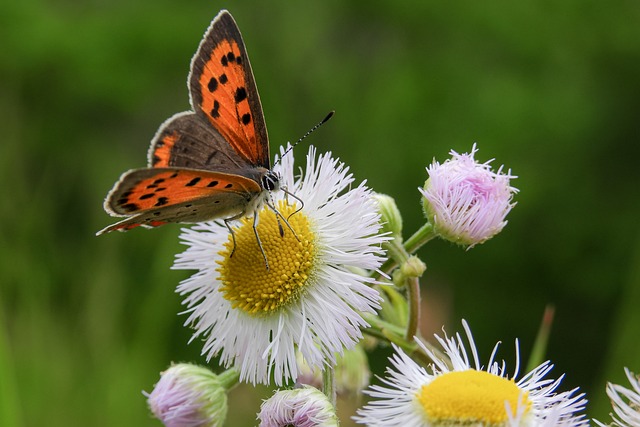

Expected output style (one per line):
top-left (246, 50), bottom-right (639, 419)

top-left (98, 192), bottom-right (253, 234)
top-left (103, 167), bottom-right (261, 218)
top-left (189, 10), bottom-right (270, 168)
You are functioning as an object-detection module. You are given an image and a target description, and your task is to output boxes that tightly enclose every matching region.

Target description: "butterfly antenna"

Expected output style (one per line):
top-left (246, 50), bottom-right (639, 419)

top-left (273, 110), bottom-right (335, 166)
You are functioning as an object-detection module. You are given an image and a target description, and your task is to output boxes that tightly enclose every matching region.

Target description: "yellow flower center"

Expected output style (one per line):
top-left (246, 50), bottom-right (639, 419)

top-left (416, 370), bottom-right (532, 426)
top-left (217, 202), bottom-right (317, 316)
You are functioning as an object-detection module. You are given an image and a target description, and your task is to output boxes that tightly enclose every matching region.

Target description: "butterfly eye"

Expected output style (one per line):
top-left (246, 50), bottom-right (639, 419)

top-left (261, 171), bottom-right (280, 192)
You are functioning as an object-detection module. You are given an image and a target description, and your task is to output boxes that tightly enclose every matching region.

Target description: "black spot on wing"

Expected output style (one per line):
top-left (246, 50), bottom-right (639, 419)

top-left (235, 87), bottom-right (247, 103)
top-left (210, 100), bottom-right (220, 118)
top-left (122, 203), bottom-right (140, 212)
top-left (185, 177), bottom-right (201, 187)
top-left (207, 77), bottom-right (218, 92)
top-left (155, 197), bottom-right (169, 207)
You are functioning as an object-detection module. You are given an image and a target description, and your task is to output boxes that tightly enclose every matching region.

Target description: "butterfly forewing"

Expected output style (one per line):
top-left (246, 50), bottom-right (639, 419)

top-left (148, 112), bottom-right (250, 173)
top-left (189, 10), bottom-right (270, 168)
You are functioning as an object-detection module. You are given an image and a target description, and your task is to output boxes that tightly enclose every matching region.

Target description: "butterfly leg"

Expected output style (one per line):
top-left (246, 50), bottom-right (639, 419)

top-left (266, 201), bottom-right (301, 243)
top-left (224, 210), bottom-right (248, 258)
top-left (281, 187), bottom-right (305, 220)
top-left (251, 212), bottom-right (270, 270)
top-left (265, 191), bottom-right (286, 237)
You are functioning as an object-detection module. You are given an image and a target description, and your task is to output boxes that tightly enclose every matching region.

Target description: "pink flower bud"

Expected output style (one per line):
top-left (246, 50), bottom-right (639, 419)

top-left (420, 144), bottom-right (517, 248)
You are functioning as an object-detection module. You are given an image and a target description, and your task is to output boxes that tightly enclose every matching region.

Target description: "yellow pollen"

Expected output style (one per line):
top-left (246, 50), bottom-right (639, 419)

top-left (416, 370), bottom-right (532, 425)
top-left (217, 202), bottom-right (317, 316)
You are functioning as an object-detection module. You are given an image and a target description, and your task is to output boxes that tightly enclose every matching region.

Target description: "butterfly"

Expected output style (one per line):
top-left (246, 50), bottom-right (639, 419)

top-left (98, 10), bottom-right (288, 267)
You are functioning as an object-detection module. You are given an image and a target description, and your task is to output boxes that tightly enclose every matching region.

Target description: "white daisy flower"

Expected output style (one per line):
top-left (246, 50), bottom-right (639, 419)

top-left (174, 145), bottom-right (386, 386)
top-left (354, 320), bottom-right (588, 426)
top-left (595, 367), bottom-right (640, 426)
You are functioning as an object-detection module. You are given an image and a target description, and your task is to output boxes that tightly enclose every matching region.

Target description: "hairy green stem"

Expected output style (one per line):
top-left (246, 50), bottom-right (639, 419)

top-left (404, 222), bottom-right (436, 254)
top-left (322, 365), bottom-right (336, 407)
top-left (379, 222), bottom-right (436, 276)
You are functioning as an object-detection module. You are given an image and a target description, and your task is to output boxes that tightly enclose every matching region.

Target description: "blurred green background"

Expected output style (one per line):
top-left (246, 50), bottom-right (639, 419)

top-left (2, 0), bottom-right (639, 425)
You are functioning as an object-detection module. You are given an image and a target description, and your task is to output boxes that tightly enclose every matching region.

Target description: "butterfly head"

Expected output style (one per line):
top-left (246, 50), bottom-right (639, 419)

top-left (261, 170), bottom-right (281, 192)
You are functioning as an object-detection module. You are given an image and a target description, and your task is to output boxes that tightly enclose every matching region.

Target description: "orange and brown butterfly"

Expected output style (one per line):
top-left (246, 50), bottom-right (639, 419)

top-left (98, 10), bottom-right (282, 242)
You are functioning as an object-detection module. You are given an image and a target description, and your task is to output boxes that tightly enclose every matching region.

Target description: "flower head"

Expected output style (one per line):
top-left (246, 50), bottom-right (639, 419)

top-left (354, 321), bottom-right (587, 426)
top-left (595, 367), bottom-right (640, 427)
top-left (257, 385), bottom-right (339, 427)
top-left (174, 146), bottom-right (386, 385)
top-left (145, 364), bottom-right (236, 427)
top-left (420, 144), bottom-right (517, 248)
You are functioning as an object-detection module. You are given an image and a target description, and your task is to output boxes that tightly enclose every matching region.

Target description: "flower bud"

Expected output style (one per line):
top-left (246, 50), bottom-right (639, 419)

top-left (335, 344), bottom-right (371, 396)
top-left (373, 193), bottom-right (403, 240)
top-left (145, 364), bottom-right (237, 427)
top-left (420, 144), bottom-right (517, 248)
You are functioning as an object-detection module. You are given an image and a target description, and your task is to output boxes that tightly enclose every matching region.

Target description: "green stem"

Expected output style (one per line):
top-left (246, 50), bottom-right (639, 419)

top-left (405, 276), bottom-right (420, 341)
top-left (322, 365), bottom-right (336, 407)
top-left (379, 223), bottom-right (437, 276)
top-left (217, 368), bottom-right (240, 391)
top-left (363, 318), bottom-right (446, 368)
top-left (404, 222), bottom-right (436, 254)
top-left (364, 313), bottom-right (409, 337)
top-left (526, 304), bottom-right (555, 373)
top-left (386, 236), bottom-right (409, 267)
top-left (363, 315), bottom-right (421, 355)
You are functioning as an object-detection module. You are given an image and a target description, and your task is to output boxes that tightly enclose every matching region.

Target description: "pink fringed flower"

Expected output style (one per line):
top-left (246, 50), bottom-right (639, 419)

top-left (258, 386), bottom-right (338, 427)
top-left (420, 144), bottom-right (517, 248)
